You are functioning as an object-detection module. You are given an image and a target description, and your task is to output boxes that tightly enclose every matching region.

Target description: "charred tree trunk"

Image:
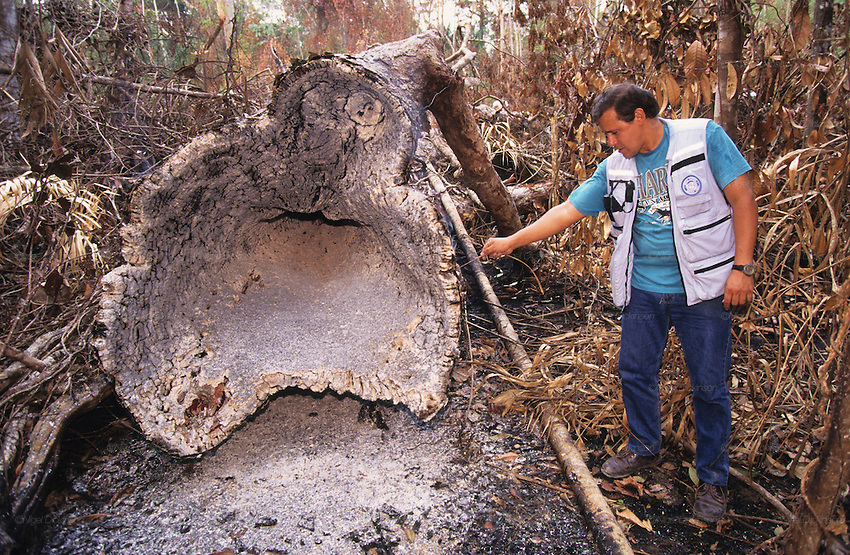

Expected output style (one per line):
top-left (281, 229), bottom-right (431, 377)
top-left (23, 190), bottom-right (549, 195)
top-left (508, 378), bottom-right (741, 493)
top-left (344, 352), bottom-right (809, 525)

top-left (812, 0), bottom-right (835, 54)
top-left (806, 0), bottom-right (834, 137)
top-left (96, 32), bottom-right (515, 456)
top-left (425, 62), bottom-right (523, 236)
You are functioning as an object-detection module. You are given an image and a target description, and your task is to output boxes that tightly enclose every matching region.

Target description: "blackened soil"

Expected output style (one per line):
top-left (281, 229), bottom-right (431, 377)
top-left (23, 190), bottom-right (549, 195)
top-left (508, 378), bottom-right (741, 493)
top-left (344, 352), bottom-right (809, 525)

top-left (585, 447), bottom-right (789, 554)
top-left (30, 381), bottom-right (598, 555)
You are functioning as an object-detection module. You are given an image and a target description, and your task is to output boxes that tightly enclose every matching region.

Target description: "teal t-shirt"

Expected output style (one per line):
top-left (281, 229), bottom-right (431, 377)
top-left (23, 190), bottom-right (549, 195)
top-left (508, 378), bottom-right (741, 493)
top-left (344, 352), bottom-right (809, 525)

top-left (568, 120), bottom-right (752, 293)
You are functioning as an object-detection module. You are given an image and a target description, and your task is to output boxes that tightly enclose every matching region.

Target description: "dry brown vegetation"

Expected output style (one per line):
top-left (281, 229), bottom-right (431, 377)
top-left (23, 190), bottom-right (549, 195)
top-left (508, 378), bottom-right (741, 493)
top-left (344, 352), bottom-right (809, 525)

top-left (458, 0), bottom-right (849, 549)
top-left (1, 0), bottom-right (849, 551)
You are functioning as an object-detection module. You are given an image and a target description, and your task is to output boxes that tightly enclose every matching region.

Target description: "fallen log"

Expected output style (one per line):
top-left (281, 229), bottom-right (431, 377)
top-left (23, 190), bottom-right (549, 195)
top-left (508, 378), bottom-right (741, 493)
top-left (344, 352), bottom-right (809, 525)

top-left (4, 29), bottom-right (524, 553)
top-left (427, 165), bottom-right (635, 555)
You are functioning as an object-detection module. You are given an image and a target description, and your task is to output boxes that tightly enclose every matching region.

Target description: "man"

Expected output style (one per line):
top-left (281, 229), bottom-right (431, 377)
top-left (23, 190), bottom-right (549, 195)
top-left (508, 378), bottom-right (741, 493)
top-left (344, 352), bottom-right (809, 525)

top-left (481, 83), bottom-right (757, 523)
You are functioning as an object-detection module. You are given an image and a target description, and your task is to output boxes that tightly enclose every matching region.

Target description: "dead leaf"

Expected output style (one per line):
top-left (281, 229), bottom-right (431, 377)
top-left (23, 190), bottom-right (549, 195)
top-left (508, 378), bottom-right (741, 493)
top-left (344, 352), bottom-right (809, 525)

top-left (788, 154), bottom-right (800, 187)
top-left (824, 281), bottom-right (850, 310)
top-left (617, 507), bottom-right (653, 532)
top-left (43, 268), bottom-right (68, 300)
top-left (108, 486), bottom-right (136, 505)
top-left (664, 73), bottom-right (681, 107)
top-left (618, 476), bottom-right (645, 497)
top-left (644, 20), bottom-right (661, 39)
top-left (684, 41), bottom-right (708, 79)
top-left (790, 0), bottom-right (812, 53)
top-left (489, 389), bottom-right (519, 415)
top-left (701, 72), bottom-right (713, 105)
top-left (402, 525), bottom-right (416, 543)
top-left (67, 513), bottom-right (109, 526)
top-left (645, 483), bottom-right (668, 501)
top-left (655, 80), bottom-right (667, 113)
top-left (725, 63), bottom-right (738, 100)
top-left (687, 517), bottom-right (709, 529)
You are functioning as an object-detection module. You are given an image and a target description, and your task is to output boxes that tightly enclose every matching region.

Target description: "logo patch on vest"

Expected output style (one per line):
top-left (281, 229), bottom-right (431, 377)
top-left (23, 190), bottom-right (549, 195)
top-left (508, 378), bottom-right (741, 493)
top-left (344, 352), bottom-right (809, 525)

top-left (681, 175), bottom-right (702, 196)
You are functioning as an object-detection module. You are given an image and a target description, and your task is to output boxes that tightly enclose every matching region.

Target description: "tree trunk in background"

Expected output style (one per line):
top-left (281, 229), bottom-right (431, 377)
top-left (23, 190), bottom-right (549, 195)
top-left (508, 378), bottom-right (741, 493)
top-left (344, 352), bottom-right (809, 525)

top-left (0, 0), bottom-right (21, 178)
top-left (784, 302), bottom-right (850, 554)
top-left (812, 0), bottom-right (834, 55)
top-left (0, 0), bottom-right (16, 82)
top-left (716, 0), bottom-right (744, 141)
top-left (806, 0), bottom-right (834, 136)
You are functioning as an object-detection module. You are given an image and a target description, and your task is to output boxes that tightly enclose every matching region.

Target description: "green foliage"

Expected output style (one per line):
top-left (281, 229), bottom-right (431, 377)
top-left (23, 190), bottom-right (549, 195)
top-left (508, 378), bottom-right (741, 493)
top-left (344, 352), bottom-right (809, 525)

top-left (752, 0), bottom-right (792, 27)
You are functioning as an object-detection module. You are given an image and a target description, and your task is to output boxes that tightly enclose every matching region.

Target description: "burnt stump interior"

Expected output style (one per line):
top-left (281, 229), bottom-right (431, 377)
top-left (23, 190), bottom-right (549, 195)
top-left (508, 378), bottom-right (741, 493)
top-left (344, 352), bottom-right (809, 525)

top-left (96, 34), bottom-right (463, 456)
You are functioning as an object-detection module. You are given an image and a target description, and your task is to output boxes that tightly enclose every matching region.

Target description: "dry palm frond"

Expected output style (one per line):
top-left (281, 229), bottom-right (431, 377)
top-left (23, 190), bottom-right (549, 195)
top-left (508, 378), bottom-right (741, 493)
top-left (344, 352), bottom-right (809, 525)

top-left (0, 173), bottom-right (106, 270)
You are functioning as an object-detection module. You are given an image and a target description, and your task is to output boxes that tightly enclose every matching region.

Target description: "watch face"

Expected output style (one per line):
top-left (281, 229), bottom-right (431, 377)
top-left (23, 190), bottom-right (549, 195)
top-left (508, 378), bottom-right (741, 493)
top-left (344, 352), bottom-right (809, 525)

top-left (734, 264), bottom-right (756, 276)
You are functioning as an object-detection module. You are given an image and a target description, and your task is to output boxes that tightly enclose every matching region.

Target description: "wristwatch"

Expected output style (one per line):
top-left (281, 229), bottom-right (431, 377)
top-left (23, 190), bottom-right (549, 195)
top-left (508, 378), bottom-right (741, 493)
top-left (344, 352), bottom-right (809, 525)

top-left (732, 263), bottom-right (757, 276)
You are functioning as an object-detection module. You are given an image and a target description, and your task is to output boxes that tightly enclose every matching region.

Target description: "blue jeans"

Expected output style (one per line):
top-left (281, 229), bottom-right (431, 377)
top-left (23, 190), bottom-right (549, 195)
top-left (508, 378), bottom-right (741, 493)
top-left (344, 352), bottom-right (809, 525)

top-left (618, 287), bottom-right (732, 486)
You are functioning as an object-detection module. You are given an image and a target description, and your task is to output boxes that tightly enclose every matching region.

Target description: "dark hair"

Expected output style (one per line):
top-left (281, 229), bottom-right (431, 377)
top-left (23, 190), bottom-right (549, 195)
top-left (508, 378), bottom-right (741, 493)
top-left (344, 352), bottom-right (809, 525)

top-left (591, 83), bottom-right (660, 123)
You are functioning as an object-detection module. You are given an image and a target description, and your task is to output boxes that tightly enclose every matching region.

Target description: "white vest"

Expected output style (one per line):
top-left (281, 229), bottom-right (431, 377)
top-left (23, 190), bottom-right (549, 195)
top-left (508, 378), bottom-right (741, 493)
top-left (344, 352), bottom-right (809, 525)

top-left (605, 118), bottom-right (736, 307)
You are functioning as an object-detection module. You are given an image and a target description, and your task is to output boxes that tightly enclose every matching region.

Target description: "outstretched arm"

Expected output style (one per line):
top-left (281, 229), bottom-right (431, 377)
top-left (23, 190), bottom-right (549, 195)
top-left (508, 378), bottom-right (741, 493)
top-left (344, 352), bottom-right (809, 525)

top-left (481, 201), bottom-right (587, 259)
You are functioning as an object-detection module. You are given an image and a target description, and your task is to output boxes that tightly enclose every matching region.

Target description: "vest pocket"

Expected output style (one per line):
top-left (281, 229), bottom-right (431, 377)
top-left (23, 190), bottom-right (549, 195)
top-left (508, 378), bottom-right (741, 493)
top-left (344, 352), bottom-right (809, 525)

top-left (679, 211), bottom-right (735, 264)
top-left (675, 193), bottom-right (712, 217)
top-left (604, 179), bottom-right (635, 238)
top-left (690, 257), bottom-right (734, 299)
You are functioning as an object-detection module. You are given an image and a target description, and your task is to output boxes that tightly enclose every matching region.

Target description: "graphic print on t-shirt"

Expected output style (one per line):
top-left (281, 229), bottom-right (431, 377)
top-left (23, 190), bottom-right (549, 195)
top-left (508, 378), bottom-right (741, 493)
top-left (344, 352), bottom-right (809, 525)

top-left (636, 165), bottom-right (672, 228)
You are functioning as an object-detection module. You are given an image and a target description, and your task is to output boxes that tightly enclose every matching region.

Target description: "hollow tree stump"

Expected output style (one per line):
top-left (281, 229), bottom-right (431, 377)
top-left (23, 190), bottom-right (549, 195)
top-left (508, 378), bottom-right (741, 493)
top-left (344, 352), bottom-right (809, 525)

top-left (96, 32), bottom-right (490, 456)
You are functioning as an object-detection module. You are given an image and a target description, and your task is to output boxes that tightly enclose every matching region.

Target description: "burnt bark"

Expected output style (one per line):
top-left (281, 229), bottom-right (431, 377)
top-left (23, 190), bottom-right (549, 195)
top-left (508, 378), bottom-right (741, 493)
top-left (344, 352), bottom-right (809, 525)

top-left (812, 0), bottom-right (834, 55)
top-left (423, 64), bottom-right (522, 236)
top-left (96, 32), bottom-right (512, 456)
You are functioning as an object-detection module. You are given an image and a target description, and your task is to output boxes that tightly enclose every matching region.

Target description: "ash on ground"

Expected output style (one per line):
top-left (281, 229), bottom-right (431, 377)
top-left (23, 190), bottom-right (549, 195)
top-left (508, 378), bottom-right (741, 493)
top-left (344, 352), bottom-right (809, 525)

top-left (32, 371), bottom-right (596, 555)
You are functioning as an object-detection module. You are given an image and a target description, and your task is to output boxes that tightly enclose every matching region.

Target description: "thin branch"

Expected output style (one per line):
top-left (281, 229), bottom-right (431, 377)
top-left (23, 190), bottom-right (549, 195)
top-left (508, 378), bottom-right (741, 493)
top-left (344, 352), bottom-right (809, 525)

top-left (83, 74), bottom-right (244, 101)
top-left (0, 346), bottom-right (47, 372)
top-left (429, 164), bottom-right (635, 555)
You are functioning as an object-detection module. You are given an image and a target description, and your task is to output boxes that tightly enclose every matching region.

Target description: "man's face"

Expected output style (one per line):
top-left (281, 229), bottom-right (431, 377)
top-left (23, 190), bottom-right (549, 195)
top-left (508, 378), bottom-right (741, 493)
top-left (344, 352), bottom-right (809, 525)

top-left (597, 107), bottom-right (648, 159)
